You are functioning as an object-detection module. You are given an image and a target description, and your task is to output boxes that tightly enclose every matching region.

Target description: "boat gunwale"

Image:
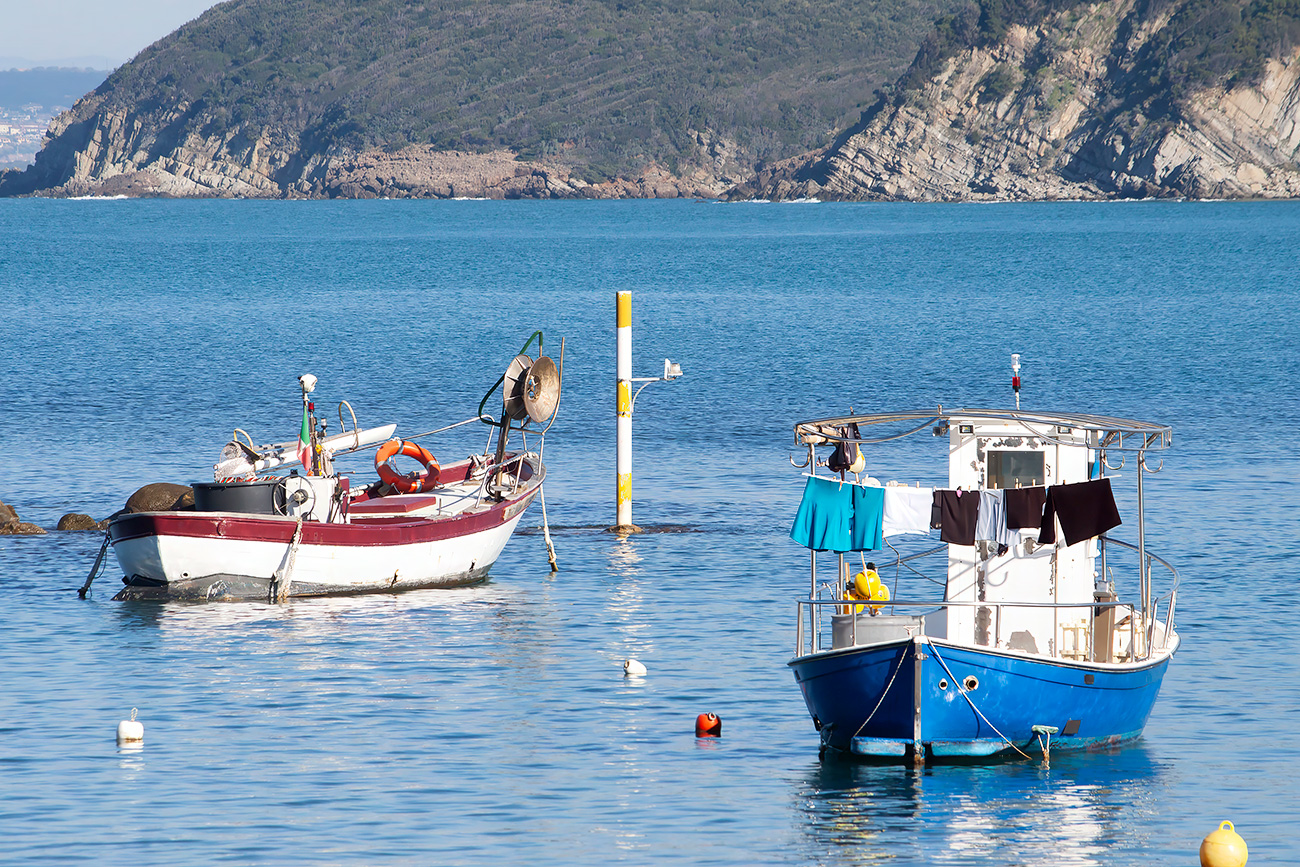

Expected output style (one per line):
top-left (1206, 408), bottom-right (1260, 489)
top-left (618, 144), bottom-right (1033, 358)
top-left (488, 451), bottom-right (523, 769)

top-left (107, 457), bottom-right (544, 547)
top-left (788, 631), bottom-right (1180, 672)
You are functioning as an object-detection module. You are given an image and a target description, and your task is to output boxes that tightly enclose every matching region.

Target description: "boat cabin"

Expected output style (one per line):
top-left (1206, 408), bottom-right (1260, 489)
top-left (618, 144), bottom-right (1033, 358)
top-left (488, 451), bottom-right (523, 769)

top-left (934, 415), bottom-right (1103, 660)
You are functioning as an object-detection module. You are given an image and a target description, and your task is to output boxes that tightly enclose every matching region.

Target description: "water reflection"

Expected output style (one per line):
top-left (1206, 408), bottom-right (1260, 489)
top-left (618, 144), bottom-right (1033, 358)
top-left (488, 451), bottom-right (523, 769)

top-left (796, 747), bottom-right (1168, 866)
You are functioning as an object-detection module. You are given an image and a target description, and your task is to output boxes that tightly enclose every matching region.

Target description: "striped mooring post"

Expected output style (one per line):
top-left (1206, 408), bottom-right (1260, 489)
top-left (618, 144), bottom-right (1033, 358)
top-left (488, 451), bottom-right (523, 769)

top-left (615, 290), bottom-right (637, 532)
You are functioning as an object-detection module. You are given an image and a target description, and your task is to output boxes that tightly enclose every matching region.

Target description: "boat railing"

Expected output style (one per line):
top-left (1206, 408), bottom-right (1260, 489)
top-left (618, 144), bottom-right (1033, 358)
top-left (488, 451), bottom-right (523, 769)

top-left (794, 596), bottom-right (1170, 663)
top-left (797, 537), bottom-right (1178, 664)
top-left (1104, 537), bottom-right (1179, 660)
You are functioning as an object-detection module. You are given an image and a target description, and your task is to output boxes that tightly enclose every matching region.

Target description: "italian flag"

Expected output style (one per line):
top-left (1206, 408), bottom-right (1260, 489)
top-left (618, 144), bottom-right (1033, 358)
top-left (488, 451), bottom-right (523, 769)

top-left (297, 404), bottom-right (311, 471)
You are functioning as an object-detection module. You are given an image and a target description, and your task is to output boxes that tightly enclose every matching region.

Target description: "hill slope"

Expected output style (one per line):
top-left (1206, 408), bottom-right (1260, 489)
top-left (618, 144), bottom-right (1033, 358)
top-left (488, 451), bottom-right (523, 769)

top-left (736, 0), bottom-right (1300, 199)
top-left (0, 0), bottom-right (961, 198)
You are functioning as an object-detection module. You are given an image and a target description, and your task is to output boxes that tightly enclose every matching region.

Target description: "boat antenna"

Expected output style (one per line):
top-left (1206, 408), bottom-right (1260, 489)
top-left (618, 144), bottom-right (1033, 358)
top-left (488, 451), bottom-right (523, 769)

top-left (1010, 354), bottom-right (1021, 410)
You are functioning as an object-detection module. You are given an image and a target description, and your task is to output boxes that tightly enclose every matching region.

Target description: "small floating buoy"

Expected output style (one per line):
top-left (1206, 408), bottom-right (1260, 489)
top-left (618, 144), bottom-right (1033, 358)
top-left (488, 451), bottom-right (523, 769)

top-left (1200, 821), bottom-right (1248, 867)
top-left (623, 659), bottom-right (647, 677)
top-left (695, 712), bottom-right (722, 737)
top-left (116, 708), bottom-right (144, 745)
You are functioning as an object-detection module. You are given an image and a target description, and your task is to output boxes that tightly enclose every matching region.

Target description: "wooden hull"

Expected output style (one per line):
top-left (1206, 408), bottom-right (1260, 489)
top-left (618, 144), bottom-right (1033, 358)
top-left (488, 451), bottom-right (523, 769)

top-left (108, 463), bottom-right (541, 601)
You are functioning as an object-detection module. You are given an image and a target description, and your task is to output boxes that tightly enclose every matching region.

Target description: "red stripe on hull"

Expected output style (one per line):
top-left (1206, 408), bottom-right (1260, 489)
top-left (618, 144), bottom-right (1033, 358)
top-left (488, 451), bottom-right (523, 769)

top-left (110, 487), bottom-right (537, 548)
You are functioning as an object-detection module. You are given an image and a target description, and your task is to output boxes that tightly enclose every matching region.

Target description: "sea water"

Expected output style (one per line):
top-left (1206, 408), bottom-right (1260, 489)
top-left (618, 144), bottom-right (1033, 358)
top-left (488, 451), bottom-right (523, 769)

top-left (0, 199), bottom-right (1296, 865)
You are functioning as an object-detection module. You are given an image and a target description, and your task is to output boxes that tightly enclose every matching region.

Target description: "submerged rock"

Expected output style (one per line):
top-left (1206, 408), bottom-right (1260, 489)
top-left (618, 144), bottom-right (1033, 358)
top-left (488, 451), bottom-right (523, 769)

top-left (0, 521), bottom-right (46, 535)
top-left (124, 483), bottom-right (195, 513)
top-left (57, 513), bottom-right (102, 531)
top-left (0, 500), bottom-right (45, 535)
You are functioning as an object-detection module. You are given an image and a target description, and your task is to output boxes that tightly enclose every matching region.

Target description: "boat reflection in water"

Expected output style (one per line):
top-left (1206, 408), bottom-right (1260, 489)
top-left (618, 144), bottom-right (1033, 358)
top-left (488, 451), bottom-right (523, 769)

top-left (795, 748), bottom-right (1167, 865)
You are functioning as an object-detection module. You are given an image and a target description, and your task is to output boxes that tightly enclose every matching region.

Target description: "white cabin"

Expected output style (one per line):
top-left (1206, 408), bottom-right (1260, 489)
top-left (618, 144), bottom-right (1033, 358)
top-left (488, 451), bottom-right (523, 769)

top-left (927, 416), bottom-right (1101, 659)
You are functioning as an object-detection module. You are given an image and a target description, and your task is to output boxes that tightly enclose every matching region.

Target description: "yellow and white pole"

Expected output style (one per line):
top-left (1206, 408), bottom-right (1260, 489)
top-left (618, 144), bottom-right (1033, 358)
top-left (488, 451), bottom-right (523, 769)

top-left (616, 290), bottom-right (634, 530)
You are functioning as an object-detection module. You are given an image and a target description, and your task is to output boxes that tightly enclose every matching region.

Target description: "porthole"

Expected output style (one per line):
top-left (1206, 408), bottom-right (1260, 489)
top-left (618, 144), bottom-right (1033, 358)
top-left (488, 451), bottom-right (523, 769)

top-left (938, 679), bottom-right (949, 690)
top-left (963, 676), bottom-right (980, 691)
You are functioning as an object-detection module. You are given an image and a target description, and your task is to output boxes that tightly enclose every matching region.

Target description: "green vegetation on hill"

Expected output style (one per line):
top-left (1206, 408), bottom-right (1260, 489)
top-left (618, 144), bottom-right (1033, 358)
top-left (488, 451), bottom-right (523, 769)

top-left (888, 0), bottom-right (1300, 113)
top-left (1127, 0), bottom-right (1300, 101)
top-left (82, 0), bottom-right (964, 177)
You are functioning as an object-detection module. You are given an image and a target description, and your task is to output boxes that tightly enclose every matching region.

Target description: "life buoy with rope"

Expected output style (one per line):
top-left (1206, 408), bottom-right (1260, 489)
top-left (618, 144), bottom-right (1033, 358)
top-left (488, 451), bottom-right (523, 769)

top-left (374, 439), bottom-right (440, 494)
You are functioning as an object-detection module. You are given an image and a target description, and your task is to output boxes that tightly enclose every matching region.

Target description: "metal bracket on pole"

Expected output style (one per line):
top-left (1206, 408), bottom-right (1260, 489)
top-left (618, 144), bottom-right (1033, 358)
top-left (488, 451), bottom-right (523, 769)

top-left (610, 291), bottom-right (683, 534)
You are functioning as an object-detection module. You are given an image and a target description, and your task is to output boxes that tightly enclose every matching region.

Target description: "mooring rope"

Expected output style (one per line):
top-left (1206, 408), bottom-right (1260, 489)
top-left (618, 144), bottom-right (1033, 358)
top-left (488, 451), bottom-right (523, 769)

top-left (848, 641), bottom-right (911, 743)
top-left (78, 531), bottom-right (111, 598)
top-left (539, 483), bottom-right (558, 572)
top-left (271, 516), bottom-right (305, 603)
top-left (926, 638), bottom-right (1032, 759)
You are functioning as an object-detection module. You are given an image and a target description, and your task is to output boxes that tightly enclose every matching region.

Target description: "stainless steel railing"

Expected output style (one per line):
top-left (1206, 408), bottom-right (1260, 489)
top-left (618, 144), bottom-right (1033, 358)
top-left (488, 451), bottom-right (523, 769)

top-left (796, 538), bottom-right (1178, 664)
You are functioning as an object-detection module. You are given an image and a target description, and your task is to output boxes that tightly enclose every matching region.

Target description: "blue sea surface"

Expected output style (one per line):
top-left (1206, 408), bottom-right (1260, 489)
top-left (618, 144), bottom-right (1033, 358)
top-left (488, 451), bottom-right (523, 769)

top-left (0, 199), bottom-right (1296, 865)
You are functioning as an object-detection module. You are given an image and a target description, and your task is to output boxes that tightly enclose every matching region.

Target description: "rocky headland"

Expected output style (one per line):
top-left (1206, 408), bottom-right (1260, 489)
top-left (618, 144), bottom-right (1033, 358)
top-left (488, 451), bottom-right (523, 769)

top-left (3, 0), bottom-right (1299, 201)
top-left (735, 0), bottom-right (1300, 200)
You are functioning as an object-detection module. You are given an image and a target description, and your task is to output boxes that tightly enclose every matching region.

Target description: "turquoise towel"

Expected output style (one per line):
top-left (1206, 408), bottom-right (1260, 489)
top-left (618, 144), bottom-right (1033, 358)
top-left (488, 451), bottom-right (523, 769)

top-left (851, 485), bottom-right (885, 551)
top-left (790, 476), bottom-right (853, 552)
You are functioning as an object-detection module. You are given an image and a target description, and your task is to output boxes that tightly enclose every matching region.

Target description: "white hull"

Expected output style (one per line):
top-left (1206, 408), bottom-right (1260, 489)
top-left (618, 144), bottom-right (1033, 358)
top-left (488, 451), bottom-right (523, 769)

top-left (111, 511), bottom-right (525, 601)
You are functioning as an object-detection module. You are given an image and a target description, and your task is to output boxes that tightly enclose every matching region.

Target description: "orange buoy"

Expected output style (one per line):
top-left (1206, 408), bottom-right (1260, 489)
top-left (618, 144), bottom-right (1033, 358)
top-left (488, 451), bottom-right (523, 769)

top-left (1200, 821), bottom-right (1248, 867)
top-left (695, 712), bottom-right (722, 737)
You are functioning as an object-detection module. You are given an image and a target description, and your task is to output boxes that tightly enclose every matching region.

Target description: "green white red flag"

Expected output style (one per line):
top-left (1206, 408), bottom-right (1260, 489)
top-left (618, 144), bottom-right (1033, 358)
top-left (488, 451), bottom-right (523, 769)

top-left (297, 405), bottom-right (311, 471)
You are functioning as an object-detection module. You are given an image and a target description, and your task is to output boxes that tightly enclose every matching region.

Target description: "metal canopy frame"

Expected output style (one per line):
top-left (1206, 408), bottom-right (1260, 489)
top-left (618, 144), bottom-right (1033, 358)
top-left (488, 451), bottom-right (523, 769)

top-left (794, 407), bottom-right (1172, 453)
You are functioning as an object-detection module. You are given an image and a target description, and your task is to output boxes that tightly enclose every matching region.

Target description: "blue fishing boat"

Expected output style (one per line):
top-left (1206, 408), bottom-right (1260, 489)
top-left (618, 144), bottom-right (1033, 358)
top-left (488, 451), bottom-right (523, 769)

top-left (787, 394), bottom-right (1178, 764)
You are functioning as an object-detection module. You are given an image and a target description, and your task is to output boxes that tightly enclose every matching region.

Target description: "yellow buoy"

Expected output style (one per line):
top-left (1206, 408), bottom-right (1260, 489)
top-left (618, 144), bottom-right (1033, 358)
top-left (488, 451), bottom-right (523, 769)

top-left (1200, 821), bottom-right (1248, 867)
top-left (849, 568), bottom-right (890, 614)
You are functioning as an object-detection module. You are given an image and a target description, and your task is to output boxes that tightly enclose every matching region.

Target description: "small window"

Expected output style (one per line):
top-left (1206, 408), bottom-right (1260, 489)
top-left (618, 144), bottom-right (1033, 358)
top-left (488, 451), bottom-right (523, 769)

top-left (987, 450), bottom-right (1045, 489)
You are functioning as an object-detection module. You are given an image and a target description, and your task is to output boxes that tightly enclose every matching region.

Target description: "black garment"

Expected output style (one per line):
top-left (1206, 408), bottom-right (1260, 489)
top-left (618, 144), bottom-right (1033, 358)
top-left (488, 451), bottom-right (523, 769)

top-left (1004, 486), bottom-right (1047, 529)
top-left (934, 489), bottom-right (979, 546)
top-left (827, 422), bottom-right (862, 474)
top-left (1038, 478), bottom-right (1122, 546)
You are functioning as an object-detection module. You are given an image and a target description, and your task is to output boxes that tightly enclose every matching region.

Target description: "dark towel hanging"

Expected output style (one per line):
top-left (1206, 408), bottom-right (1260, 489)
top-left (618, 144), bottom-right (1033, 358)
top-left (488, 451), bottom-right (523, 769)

top-left (1004, 486), bottom-right (1047, 529)
top-left (1038, 478), bottom-right (1121, 546)
top-left (934, 489), bottom-right (979, 546)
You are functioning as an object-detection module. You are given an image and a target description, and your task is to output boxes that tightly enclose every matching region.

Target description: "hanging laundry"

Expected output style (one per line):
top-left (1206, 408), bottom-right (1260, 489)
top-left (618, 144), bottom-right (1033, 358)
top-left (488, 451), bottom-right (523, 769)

top-left (883, 486), bottom-right (934, 537)
top-left (934, 489), bottom-right (979, 546)
top-left (1004, 486), bottom-right (1047, 529)
top-left (790, 476), bottom-right (853, 552)
top-left (851, 484), bottom-right (885, 551)
top-left (827, 422), bottom-right (864, 475)
top-left (974, 489), bottom-right (1008, 545)
top-left (1038, 477), bottom-right (1122, 546)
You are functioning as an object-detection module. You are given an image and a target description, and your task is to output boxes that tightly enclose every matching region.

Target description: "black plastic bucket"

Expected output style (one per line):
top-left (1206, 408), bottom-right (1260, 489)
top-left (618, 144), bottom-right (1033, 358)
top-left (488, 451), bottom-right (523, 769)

top-left (192, 478), bottom-right (283, 514)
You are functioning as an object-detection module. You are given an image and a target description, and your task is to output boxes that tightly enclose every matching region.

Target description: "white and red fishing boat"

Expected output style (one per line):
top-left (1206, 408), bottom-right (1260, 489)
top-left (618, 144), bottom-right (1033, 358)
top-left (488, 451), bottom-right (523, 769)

top-left (98, 334), bottom-right (562, 602)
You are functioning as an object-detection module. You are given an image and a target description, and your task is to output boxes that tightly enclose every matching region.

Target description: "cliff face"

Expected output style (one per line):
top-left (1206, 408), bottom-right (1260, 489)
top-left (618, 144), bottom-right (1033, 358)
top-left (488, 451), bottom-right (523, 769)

top-left (740, 0), bottom-right (1300, 201)
top-left (10, 97), bottom-right (747, 199)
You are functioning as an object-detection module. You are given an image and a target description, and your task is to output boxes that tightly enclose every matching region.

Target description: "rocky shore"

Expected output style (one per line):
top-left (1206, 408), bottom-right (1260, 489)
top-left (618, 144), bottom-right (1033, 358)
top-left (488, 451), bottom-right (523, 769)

top-left (0, 484), bottom-right (195, 536)
top-left (1, 102), bottom-right (748, 200)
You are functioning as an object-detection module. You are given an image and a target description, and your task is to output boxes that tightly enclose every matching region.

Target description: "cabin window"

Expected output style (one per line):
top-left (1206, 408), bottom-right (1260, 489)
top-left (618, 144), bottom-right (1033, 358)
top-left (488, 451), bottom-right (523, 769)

top-left (987, 450), bottom-right (1045, 489)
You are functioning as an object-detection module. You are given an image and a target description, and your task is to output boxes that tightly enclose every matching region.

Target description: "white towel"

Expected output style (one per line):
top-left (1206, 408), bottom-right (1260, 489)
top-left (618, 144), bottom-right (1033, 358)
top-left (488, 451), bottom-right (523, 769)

top-left (882, 487), bottom-right (934, 538)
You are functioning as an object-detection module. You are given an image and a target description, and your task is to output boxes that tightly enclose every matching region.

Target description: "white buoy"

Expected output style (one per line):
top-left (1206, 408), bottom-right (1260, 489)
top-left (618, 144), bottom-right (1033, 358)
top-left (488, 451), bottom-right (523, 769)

top-left (116, 708), bottom-right (144, 745)
top-left (623, 658), bottom-right (647, 677)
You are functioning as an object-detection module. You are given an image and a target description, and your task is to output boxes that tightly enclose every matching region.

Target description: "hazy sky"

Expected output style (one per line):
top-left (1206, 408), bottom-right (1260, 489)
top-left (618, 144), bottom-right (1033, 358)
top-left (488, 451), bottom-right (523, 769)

top-left (0, 0), bottom-right (221, 68)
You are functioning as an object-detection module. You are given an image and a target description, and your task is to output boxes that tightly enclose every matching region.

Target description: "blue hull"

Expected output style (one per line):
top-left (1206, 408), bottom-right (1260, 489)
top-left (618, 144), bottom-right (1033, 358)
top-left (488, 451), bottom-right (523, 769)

top-left (790, 637), bottom-right (1174, 761)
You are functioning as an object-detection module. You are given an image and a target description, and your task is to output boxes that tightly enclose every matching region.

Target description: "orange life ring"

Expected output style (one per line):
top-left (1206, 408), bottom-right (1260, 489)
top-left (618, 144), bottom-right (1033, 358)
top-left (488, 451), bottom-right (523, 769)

top-left (374, 439), bottom-right (440, 494)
